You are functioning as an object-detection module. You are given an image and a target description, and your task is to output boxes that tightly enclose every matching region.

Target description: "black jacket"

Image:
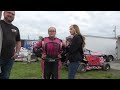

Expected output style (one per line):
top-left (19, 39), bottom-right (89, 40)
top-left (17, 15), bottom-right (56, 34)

top-left (66, 34), bottom-right (84, 62)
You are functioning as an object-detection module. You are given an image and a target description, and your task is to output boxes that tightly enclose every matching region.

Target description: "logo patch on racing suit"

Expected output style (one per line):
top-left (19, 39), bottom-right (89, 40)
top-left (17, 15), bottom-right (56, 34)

top-left (42, 37), bottom-right (62, 62)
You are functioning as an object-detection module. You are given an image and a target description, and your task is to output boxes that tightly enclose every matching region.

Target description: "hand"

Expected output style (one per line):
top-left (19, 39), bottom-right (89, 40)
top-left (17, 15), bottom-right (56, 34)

top-left (58, 54), bottom-right (62, 58)
top-left (66, 41), bottom-right (70, 46)
top-left (11, 52), bottom-right (19, 59)
top-left (67, 60), bottom-right (70, 64)
top-left (42, 53), bottom-right (46, 59)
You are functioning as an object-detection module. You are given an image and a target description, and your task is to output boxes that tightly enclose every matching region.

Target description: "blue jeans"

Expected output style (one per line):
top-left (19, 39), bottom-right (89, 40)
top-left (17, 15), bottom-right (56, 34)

top-left (68, 61), bottom-right (79, 79)
top-left (0, 57), bottom-right (14, 79)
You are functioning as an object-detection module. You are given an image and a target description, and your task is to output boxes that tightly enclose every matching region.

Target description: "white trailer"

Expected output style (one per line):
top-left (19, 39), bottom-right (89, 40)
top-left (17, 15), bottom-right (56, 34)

top-left (84, 35), bottom-right (117, 62)
top-left (116, 35), bottom-right (120, 60)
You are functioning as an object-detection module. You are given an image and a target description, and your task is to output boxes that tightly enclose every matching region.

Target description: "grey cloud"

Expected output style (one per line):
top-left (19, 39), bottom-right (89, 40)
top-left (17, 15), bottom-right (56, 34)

top-left (8, 11), bottom-right (120, 40)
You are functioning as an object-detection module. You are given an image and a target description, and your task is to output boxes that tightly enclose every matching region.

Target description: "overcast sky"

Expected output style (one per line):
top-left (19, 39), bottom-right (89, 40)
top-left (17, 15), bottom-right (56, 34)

top-left (1, 11), bottom-right (120, 40)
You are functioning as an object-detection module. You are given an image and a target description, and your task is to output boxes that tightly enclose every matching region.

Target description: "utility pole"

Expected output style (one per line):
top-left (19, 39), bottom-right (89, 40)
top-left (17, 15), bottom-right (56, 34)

top-left (113, 26), bottom-right (117, 39)
top-left (27, 34), bottom-right (31, 64)
top-left (28, 34), bottom-right (30, 40)
top-left (113, 26), bottom-right (118, 60)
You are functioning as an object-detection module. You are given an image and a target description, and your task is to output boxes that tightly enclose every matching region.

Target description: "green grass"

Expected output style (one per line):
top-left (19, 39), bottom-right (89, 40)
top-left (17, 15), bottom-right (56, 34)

top-left (10, 61), bottom-right (120, 79)
top-left (10, 61), bottom-right (41, 79)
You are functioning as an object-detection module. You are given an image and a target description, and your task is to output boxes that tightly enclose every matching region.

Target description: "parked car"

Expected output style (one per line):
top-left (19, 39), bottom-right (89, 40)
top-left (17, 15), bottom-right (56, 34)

top-left (15, 47), bottom-right (28, 61)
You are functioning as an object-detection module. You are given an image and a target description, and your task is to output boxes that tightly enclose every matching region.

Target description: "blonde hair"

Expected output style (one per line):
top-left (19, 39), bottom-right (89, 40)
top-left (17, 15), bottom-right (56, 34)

top-left (72, 24), bottom-right (85, 48)
top-left (72, 24), bottom-right (80, 35)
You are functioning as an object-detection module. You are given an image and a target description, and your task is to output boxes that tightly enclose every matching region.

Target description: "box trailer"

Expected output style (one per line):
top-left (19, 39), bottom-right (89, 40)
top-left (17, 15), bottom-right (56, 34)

top-left (84, 35), bottom-right (117, 62)
top-left (116, 35), bottom-right (120, 60)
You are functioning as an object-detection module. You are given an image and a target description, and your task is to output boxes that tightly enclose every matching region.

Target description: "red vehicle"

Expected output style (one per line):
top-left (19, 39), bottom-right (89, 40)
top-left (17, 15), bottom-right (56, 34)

top-left (62, 48), bottom-right (110, 72)
top-left (77, 49), bottom-right (110, 72)
top-left (62, 36), bottom-right (110, 72)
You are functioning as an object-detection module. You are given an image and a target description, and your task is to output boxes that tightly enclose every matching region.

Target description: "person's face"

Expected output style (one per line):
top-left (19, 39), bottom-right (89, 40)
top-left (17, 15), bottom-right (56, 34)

top-left (4, 11), bottom-right (15, 23)
top-left (48, 27), bottom-right (56, 38)
top-left (69, 25), bottom-right (75, 35)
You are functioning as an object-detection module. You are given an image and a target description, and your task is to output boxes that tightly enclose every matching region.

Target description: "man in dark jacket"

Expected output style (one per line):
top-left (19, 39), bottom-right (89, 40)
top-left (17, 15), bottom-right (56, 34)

top-left (0, 11), bottom-right (21, 79)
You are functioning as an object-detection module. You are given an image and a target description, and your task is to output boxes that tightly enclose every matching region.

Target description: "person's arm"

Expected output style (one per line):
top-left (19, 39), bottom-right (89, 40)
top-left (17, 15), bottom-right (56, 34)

top-left (15, 27), bottom-right (21, 53)
top-left (11, 27), bottom-right (21, 59)
top-left (12, 41), bottom-right (21, 59)
top-left (33, 40), bottom-right (42, 52)
top-left (61, 41), bottom-right (66, 53)
top-left (58, 40), bottom-right (66, 58)
top-left (15, 41), bottom-right (21, 54)
top-left (68, 35), bottom-right (82, 54)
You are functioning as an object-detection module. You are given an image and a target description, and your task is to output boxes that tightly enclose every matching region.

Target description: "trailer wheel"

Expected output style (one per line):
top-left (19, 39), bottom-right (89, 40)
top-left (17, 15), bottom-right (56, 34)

top-left (77, 63), bottom-right (86, 73)
top-left (102, 63), bottom-right (110, 71)
top-left (108, 55), bottom-right (114, 62)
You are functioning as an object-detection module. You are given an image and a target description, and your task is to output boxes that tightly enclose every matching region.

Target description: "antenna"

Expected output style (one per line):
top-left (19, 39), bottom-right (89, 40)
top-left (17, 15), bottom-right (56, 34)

top-left (28, 34), bottom-right (30, 40)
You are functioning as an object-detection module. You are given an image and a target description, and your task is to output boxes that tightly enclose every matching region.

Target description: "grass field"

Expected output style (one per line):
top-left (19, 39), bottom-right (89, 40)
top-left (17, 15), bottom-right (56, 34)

top-left (10, 61), bottom-right (120, 79)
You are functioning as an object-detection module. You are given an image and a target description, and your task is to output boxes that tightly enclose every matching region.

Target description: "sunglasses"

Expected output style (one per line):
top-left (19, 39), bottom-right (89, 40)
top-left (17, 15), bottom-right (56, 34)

top-left (48, 30), bottom-right (56, 32)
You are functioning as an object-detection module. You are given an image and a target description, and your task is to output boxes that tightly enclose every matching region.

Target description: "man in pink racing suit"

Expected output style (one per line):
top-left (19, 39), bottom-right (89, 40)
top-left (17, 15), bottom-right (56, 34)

top-left (34, 27), bottom-right (65, 79)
